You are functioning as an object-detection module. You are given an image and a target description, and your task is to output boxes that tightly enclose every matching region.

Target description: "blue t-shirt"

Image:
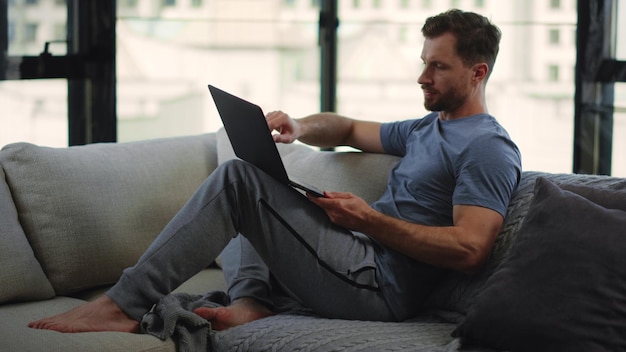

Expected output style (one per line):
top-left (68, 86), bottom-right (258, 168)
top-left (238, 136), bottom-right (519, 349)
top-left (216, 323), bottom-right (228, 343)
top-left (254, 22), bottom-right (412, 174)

top-left (371, 112), bottom-right (521, 320)
top-left (372, 112), bottom-right (521, 226)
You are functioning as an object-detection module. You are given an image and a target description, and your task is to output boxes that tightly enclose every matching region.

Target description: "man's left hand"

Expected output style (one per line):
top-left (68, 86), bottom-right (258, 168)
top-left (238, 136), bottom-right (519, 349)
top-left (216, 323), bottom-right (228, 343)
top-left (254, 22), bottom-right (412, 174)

top-left (307, 191), bottom-right (375, 231)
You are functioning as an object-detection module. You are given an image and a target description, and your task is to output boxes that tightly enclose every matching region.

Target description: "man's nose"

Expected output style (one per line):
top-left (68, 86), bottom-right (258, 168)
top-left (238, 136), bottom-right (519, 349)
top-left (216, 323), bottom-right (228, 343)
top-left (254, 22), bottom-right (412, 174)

top-left (417, 70), bottom-right (430, 85)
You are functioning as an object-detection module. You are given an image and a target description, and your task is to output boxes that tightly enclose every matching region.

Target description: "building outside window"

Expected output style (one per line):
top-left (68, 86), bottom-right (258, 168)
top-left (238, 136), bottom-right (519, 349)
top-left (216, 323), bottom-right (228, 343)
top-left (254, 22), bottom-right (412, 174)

top-left (548, 64), bottom-right (560, 82)
top-left (53, 23), bottom-right (65, 40)
top-left (550, 0), bottom-right (561, 9)
top-left (549, 28), bottom-right (560, 45)
top-left (398, 25), bottom-right (408, 43)
top-left (121, 0), bottom-right (138, 8)
top-left (8, 22), bottom-right (15, 44)
top-left (611, 3), bottom-right (626, 176)
top-left (23, 23), bottom-right (38, 43)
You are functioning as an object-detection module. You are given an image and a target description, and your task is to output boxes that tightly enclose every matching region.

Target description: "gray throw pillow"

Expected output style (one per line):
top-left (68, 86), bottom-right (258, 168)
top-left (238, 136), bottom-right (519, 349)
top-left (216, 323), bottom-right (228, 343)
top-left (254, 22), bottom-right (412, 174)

top-left (454, 177), bottom-right (626, 351)
top-left (0, 167), bottom-right (55, 303)
top-left (1, 134), bottom-right (217, 294)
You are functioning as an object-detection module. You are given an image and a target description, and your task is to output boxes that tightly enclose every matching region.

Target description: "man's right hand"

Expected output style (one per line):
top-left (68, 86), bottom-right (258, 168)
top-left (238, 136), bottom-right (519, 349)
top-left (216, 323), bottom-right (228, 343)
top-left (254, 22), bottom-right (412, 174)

top-left (266, 110), bottom-right (300, 144)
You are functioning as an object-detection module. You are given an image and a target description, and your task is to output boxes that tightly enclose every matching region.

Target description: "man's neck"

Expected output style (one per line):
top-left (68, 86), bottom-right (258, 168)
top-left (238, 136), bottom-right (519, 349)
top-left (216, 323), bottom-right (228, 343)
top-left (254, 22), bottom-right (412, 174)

top-left (439, 105), bottom-right (487, 120)
top-left (439, 91), bottom-right (488, 120)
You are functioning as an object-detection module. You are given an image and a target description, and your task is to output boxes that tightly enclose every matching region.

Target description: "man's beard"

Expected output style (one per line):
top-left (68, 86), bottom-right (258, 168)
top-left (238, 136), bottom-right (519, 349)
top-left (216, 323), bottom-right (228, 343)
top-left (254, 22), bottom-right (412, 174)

top-left (422, 86), bottom-right (467, 113)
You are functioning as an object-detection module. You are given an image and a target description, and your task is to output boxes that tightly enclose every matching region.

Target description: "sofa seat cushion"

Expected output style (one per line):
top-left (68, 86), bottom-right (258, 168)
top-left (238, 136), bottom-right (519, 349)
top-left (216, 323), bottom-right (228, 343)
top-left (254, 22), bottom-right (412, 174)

top-left (0, 297), bottom-right (175, 352)
top-left (0, 167), bottom-right (55, 304)
top-left (454, 177), bottom-right (626, 351)
top-left (0, 134), bottom-right (218, 294)
top-left (214, 314), bottom-right (459, 352)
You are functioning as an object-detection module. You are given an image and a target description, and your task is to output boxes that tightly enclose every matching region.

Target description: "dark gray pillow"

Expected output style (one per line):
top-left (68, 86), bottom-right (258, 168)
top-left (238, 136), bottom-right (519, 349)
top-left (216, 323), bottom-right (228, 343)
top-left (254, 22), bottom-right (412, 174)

top-left (454, 177), bottom-right (626, 351)
top-left (559, 182), bottom-right (626, 211)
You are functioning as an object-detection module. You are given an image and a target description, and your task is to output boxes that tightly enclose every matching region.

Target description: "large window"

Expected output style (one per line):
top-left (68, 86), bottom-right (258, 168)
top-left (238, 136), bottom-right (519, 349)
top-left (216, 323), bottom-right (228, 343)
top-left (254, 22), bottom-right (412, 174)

top-left (116, 0), bottom-right (321, 142)
top-left (1, 0), bottom-right (623, 176)
top-left (613, 2), bottom-right (626, 176)
top-left (618, 1), bottom-right (626, 61)
top-left (337, 0), bottom-right (577, 174)
top-left (0, 79), bottom-right (68, 146)
top-left (1, 0), bottom-right (68, 147)
top-left (614, 83), bottom-right (626, 177)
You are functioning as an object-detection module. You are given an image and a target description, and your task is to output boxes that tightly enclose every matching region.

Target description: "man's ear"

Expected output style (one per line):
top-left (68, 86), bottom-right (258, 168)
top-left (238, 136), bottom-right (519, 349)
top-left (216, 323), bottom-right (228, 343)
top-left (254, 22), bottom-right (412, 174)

top-left (472, 63), bottom-right (489, 83)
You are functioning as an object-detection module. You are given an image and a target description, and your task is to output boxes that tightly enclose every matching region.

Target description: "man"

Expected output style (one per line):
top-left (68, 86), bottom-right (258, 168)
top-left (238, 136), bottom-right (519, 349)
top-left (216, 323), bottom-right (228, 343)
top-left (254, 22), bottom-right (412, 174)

top-left (29, 9), bottom-right (521, 333)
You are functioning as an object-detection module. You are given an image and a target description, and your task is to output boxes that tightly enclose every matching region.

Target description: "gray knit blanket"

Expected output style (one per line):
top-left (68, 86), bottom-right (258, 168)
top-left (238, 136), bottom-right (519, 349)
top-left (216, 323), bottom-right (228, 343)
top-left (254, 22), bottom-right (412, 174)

top-left (140, 291), bottom-right (229, 352)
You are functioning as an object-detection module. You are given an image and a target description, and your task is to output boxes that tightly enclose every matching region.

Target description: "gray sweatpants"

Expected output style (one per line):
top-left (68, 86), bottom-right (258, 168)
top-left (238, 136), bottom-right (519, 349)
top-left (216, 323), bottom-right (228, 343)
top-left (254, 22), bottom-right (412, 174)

top-left (107, 160), bottom-right (396, 322)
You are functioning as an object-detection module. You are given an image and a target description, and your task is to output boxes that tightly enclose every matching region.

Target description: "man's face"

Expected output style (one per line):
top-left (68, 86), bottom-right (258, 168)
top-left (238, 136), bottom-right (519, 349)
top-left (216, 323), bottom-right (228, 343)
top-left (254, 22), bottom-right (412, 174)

top-left (418, 32), bottom-right (473, 115)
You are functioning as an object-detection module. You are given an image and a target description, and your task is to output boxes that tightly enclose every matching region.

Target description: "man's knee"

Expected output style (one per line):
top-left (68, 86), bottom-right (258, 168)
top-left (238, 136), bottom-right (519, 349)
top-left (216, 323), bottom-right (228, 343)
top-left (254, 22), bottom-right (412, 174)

top-left (218, 159), bottom-right (249, 172)
top-left (211, 159), bottom-right (277, 197)
top-left (214, 159), bottom-right (254, 180)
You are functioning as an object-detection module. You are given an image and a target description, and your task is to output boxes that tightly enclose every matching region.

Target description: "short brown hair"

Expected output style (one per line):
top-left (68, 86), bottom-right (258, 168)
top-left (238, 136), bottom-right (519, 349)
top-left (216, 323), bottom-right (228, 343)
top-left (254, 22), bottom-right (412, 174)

top-left (422, 9), bottom-right (501, 79)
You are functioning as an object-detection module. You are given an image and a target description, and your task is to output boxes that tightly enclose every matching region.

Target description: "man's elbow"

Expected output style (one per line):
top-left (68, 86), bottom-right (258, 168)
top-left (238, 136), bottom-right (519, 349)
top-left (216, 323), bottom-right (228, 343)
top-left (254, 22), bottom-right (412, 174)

top-left (456, 246), bottom-right (491, 275)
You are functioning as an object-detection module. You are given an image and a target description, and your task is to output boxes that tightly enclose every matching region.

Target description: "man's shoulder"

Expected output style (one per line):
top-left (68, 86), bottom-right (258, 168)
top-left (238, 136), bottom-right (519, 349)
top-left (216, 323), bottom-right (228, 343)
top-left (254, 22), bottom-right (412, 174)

top-left (460, 114), bottom-right (515, 144)
top-left (388, 113), bottom-right (439, 132)
top-left (390, 112), bottom-right (438, 125)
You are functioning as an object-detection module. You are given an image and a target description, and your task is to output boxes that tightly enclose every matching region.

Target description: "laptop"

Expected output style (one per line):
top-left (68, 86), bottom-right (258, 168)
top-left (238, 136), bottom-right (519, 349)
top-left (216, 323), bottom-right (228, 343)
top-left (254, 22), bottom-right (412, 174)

top-left (208, 84), bottom-right (324, 198)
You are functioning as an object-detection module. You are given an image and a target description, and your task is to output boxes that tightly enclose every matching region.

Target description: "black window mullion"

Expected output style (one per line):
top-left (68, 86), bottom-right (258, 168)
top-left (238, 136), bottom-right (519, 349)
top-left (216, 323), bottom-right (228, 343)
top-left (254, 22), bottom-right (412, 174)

top-left (574, 0), bottom-right (616, 175)
top-left (318, 0), bottom-right (338, 151)
top-left (1, 0), bottom-right (7, 80)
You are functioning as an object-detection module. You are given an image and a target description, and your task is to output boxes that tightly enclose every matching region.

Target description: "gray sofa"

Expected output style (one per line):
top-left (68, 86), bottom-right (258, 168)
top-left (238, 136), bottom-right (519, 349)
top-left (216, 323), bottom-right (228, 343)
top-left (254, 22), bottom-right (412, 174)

top-left (2, 131), bottom-right (625, 352)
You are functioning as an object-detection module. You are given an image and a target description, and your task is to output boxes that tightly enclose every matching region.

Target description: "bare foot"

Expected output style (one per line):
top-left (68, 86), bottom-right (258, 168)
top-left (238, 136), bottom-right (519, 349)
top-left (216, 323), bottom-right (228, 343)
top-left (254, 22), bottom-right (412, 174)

top-left (193, 297), bottom-right (275, 331)
top-left (28, 295), bottom-right (139, 333)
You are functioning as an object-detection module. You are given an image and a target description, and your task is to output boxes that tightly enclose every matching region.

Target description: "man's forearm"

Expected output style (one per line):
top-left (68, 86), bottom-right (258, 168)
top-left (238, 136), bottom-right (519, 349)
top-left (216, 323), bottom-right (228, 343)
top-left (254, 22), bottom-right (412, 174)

top-left (297, 113), bottom-right (384, 153)
top-left (360, 211), bottom-right (474, 272)
top-left (357, 206), bottom-right (501, 274)
top-left (296, 113), bottom-right (354, 148)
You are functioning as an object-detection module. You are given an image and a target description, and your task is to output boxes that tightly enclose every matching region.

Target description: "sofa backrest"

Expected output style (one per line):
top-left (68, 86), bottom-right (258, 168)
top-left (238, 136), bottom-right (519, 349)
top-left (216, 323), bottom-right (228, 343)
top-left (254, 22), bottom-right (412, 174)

top-left (216, 128), bottom-right (401, 204)
top-left (0, 134), bottom-right (218, 295)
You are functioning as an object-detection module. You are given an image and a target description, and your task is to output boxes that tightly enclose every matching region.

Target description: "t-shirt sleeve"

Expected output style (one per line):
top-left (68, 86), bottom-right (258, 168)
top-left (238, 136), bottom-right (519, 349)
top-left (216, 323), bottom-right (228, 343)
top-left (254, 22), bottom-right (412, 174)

top-left (453, 134), bottom-right (522, 217)
top-left (380, 119), bottom-right (419, 156)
